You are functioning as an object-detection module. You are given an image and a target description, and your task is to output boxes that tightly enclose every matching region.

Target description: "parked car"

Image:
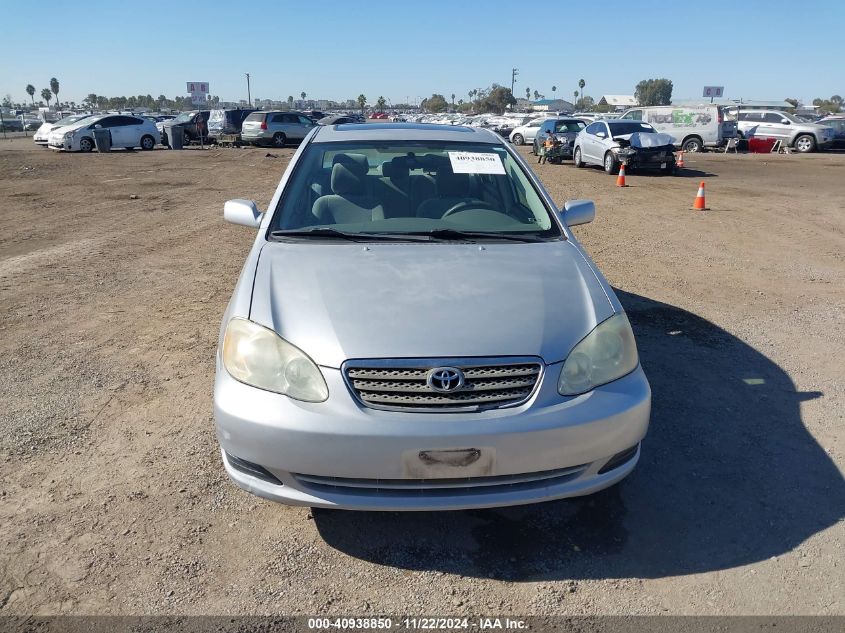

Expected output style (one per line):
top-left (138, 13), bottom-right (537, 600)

top-left (33, 114), bottom-right (93, 146)
top-left (240, 111), bottom-right (317, 147)
top-left (0, 117), bottom-right (24, 132)
top-left (509, 118), bottom-right (545, 145)
top-left (47, 114), bottom-right (159, 152)
top-left (531, 118), bottom-right (587, 158)
top-left (214, 122), bottom-right (651, 511)
top-left (317, 115), bottom-right (362, 125)
top-left (308, 111), bottom-right (326, 121)
top-left (736, 110), bottom-right (834, 153)
top-left (207, 108), bottom-right (257, 142)
top-left (617, 105), bottom-right (736, 153)
top-left (816, 115), bottom-right (845, 148)
top-left (159, 110), bottom-right (211, 147)
top-left (574, 120), bottom-right (676, 175)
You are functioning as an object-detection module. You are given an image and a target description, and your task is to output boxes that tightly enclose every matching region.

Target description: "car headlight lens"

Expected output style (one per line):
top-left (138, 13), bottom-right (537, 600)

top-left (558, 313), bottom-right (639, 396)
top-left (222, 318), bottom-right (328, 402)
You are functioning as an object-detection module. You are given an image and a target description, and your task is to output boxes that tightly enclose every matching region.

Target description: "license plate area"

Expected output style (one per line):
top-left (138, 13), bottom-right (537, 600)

top-left (402, 447), bottom-right (496, 478)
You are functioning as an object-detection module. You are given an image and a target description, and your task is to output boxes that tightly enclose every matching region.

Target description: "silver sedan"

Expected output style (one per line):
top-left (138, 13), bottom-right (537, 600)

top-left (215, 122), bottom-right (651, 510)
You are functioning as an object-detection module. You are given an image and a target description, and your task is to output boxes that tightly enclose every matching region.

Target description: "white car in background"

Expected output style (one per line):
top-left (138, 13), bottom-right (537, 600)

top-left (33, 114), bottom-right (93, 146)
top-left (48, 114), bottom-right (159, 152)
top-left (509, 118), bottom-right (546, 145)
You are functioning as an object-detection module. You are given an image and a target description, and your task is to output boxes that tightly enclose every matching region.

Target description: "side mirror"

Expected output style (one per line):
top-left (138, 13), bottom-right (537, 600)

top-left (781, 119), bottom-right (790, 125)
top-left (596, 132), bottom-right (606, 139)
top-left (224, 199), bottom-right (263, 228)
top-left (562, 199), bottom-right (595, 226)
top-left (94, 124), bottom-right (102, 129)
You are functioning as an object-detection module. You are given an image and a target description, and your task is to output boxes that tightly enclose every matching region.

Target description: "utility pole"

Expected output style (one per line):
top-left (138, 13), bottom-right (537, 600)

top-left (245, 73), bottom-right (251, 107)
top-left (511, 68), bottom-right (519, 95)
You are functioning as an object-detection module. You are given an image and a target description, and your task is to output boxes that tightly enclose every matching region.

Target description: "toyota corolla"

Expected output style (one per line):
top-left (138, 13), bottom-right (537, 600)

top-left (215, 123), bottom-right (651, 511)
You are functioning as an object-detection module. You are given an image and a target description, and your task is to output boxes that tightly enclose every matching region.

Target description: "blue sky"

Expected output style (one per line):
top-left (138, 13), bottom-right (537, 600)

top-left (2, 0), bottom-right (842, 106)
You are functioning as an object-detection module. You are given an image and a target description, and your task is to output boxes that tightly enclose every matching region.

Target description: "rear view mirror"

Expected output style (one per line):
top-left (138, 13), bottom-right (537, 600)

top-left (224, 199), bottom-right (263, 228)
top-left (562, 199), bottom-right (595, 226)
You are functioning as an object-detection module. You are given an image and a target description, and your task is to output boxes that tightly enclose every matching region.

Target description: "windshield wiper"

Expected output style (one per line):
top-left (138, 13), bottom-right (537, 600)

top-left (418, 229), bottom-right (547, 243)
top-left (270, 228), bottom-right (431, 242)
top-left (270, 228), bottom-right (365, 241)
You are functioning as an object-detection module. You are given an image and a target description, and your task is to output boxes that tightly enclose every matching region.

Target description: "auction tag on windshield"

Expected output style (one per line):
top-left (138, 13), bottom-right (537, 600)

top-left (448, 151), bottom-right (506, 175)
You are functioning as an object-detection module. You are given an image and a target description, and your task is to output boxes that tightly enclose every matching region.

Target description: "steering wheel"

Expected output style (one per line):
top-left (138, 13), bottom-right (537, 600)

top-left (441, 200), bottom-right (499, 218)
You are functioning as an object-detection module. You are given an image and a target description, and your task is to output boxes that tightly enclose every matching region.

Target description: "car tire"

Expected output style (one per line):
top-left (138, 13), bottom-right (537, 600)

top-left (793, 134), bottom-right (816, 153)
top-left (512, 133), bottom-right (524, 145)
top-left (183, 132), bottom-right (191, 146)
top-left (682, 136), bottom-right (704, 153)
top-left (79, 137), bottom-right (94, 153)
top-left (603, 152), bottom-right (618, 175)
top-left (573, 147), bottom-right (584, 168)
top-left (140, 135), bottom-right (155, 151)
top-left (273, 133), bottom-right (287, 148)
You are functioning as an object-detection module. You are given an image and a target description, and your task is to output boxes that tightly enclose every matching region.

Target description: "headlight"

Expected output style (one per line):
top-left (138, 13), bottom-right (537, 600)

top-left (63, 131), bottom-right (74, 139)
top-left (222, 318), bottom-right (328, 402)
top-left (558, 313), bottom-right (639, 396)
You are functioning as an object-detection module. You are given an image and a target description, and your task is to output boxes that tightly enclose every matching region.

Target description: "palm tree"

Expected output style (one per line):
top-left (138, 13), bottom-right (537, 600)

top-left (41, 88), bottom-right (52, 107)
top-left (50, 77), bottom-right (60, 108)
top-left (26, 84), bottom-right (35, 105)
top-left (574, 90), bottom-right (579, 103)
top-left (287, 95), bottom-right (294, 109)
top-left (300, 91), bottom-right (306, 105)
top-left (451, 93), bottom-right (455, 106)
top-left (578, 78), bottom-right (585, 102)
top-left (357, 94), bottom-right (367, 113)
top-left (552, 86), bottom-right (557, 101)
top-left (533, 90), bottom-right (539, 101)
top-left (525, 87), bottom-right (530, 100)
top-left (376, 96), bottom-right (386, 110)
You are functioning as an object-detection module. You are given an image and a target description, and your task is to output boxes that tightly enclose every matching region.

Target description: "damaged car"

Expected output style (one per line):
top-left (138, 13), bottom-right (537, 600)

top-left (573, 120), bottom-right (677, 175)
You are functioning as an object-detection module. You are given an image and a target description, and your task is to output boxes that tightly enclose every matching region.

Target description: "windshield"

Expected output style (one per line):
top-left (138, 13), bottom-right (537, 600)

top-left (172, 112), bottom-right (194, 123)
top-left (268, 141), bottom-right (560, 240)
top-left (779, 112), bottom-right (802, 124)
top-left (53, 115), bottom-right (86, 127)
top-left (554, 121), bottom-right (586, 133)
top-left (608, 121), bottom-right (656, 135)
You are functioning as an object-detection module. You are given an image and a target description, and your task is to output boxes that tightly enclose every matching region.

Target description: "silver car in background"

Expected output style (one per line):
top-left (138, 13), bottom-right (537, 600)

top-left (215, 123), bottom-right (651, 511)
top-left (736, 110), bottom-right (835, 152)
top-left (241, 110), bottom-right (317, 147)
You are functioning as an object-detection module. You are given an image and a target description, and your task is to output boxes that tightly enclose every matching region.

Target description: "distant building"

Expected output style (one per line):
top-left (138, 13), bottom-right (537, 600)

top-left (532, 99), bottom-right (574, 113)
top-left (597, 95), bottom-right (638, 111)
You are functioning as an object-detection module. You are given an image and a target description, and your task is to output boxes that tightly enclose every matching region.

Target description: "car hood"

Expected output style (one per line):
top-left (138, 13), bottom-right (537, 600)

top-left (35, 122), bottom-right (54, 134)
top-left (248, 241), bottom-right (614, 368)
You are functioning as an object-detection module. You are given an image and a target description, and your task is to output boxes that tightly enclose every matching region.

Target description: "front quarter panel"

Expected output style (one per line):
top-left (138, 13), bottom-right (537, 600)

top-left (218, 127), bottom-right (320, 350)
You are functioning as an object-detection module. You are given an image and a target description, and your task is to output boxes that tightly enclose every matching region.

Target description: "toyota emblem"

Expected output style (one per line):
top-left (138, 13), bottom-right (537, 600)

top-left (426, 367), bottom-right (465, 393)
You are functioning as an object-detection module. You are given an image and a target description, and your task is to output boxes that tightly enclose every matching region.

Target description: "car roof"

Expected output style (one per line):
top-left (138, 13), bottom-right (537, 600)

top-left (312, 123), bottom-right (501, 144)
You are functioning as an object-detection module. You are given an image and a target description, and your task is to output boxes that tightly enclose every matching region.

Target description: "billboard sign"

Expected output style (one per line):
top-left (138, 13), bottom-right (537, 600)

top-left (187, 82), bottom-right (209, 94)
top-left (702, 86), bottom-right (724, 98)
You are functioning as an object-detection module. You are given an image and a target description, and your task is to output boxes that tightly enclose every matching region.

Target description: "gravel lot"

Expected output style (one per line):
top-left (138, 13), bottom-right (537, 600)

top-left (0, 136), bottom-right (843, 616)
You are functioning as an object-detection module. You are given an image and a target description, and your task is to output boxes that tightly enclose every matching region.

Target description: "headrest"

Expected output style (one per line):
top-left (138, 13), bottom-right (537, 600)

top-left (331, 162), bottom-right (366, 196)
top-left (382, 157), bottom-right (409, 180)
top-left (436, 168), bottom-right (470, 198)
top-left (332, 152), bottom-right (369, 177)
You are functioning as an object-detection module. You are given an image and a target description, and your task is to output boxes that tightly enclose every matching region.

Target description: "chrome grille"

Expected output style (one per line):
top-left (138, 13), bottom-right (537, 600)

top-left (343, 358), bottom-right (542, 412)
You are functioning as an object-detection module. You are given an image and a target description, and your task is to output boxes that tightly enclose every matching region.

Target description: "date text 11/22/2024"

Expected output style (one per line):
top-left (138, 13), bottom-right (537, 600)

top-left (307, 617), bottom-right (528, 630)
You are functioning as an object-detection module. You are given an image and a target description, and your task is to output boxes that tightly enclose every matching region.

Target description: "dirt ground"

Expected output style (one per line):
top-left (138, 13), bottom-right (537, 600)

top-left (0, 136), bottom-right (843, 616)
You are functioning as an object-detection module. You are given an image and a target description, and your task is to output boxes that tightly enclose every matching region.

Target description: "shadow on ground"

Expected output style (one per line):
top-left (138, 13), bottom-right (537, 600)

top-left (314, 291), bottom-right (844, 580)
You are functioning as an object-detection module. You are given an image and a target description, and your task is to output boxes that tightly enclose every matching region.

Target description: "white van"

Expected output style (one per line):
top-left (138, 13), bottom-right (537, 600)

top-left (617, 105), bottom-right (737, 152)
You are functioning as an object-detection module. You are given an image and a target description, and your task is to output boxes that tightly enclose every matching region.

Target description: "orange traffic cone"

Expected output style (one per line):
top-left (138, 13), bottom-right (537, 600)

top-left (692, 181), bottom-right (709, 210)
top-left (616, 163), bottom-right (628, 187)
top-left (676, 151), bottom-right (685, 168)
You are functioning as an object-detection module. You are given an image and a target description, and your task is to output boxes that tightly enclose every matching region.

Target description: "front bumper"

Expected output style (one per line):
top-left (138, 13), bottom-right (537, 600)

top-left (214, 361), bottom-right (651, 511)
